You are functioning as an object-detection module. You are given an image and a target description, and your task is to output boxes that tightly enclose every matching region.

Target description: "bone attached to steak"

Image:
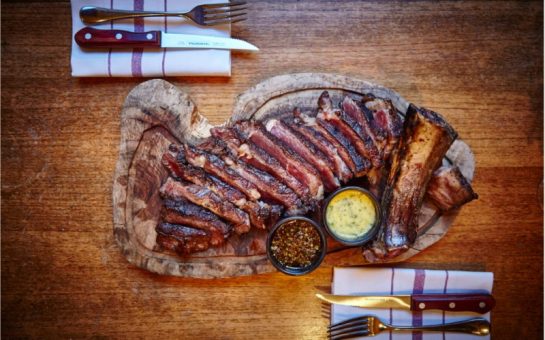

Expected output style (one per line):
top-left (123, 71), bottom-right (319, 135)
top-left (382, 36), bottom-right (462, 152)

top-left (426, 165), bottom-right (478, 212)
top-left (265, 119), bottom-right (340, 192)
top-left (156, 222), bottom-right (211, 255)
top-left (364, 104), bottom-right (458, 261)
top-left (160, 177), bottom-right (251, 234)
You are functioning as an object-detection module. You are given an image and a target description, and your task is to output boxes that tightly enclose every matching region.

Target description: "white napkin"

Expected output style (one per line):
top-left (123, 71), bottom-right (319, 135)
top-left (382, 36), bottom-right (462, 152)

top-left (331, 267), bottom-right (494, 340)
top-left (71, 0), bottom-right (231, 77)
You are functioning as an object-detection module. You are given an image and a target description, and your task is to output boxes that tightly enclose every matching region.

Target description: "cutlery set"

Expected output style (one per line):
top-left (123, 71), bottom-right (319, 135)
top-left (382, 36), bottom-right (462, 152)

top-left (319, 293), bottom-right (495, 338)
top-left (75, 2), bottom-right (259, 51)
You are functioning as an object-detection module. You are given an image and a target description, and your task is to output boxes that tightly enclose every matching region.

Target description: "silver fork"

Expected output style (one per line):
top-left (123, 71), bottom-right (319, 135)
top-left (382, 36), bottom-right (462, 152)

top-left (80, 2), bottom-right (247, 26)
top-left (329, 315), bottom-right (490, 339)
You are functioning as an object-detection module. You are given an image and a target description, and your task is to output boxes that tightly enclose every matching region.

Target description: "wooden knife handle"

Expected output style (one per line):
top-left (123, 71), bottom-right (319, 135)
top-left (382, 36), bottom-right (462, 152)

top-left (75, 27), bottom-right (161, 48)
top-left (411, 294), bottom-right (495, 314)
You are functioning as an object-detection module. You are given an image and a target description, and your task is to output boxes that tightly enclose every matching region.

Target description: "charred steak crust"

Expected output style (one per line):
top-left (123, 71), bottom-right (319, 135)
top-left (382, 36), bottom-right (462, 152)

top-left (155, 90), bottom-right (476, 258)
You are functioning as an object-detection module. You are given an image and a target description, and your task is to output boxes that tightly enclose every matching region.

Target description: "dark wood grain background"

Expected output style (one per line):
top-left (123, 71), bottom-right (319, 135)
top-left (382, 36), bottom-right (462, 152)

top-left (2, 1), bottom-right (543, 338)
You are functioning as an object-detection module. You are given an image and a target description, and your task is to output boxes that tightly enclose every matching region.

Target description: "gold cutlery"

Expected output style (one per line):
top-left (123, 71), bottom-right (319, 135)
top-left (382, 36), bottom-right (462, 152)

top-left (329, 315), bottom-right (490, 339)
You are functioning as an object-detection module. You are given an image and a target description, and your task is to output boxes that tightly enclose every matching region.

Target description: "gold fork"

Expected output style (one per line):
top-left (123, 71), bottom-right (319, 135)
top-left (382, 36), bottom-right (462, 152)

top-left (329, 315), bottom-right (490, 339)
top-left (80, 1), bottom-right (247, 26)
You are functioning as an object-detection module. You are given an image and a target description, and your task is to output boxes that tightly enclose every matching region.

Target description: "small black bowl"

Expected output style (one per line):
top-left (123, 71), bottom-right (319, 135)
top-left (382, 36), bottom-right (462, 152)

top-left (266, 216), bottom-right (327, 276)
top-left (322, 186), bottom-right (382, 246)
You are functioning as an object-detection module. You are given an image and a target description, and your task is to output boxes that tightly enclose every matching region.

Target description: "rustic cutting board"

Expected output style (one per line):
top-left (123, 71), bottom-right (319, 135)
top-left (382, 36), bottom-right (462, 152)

top-left (112, 73), bottom-right (475, 278)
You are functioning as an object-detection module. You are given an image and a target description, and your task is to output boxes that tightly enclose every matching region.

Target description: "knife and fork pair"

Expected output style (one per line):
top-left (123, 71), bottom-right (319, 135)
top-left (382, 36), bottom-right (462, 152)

top-left (75, 2), bottom-right (259, 51)
top-left (318, 293), bottom-right (495, 338)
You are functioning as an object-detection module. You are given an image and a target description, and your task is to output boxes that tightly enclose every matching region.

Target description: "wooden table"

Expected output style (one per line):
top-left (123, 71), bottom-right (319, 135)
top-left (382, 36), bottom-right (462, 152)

top-left (2, 1), bottom-right (543, 338)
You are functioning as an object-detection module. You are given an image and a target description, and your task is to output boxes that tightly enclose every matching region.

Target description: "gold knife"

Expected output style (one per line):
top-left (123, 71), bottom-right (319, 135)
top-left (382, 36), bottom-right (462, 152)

top-left (316, 293), bottom-right (495, 314)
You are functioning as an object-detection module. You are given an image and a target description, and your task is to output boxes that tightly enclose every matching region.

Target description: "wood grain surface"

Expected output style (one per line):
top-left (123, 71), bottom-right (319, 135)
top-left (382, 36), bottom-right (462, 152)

top-left (2, 0), bottom-right (543, 339)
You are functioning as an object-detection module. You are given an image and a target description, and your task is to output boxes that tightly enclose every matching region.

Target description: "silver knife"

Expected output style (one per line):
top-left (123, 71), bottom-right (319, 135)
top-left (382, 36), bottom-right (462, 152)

top-left (316, 293), bottom-right (495, 314)
top-left (75, 27), bottom-right (258, 51)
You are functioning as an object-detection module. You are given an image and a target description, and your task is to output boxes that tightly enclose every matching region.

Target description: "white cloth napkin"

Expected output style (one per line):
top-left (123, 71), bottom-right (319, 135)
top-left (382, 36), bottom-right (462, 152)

top-left (71, 0), bottom-right (231, 77)
top-left (331, 267), bottom-right (494, 340)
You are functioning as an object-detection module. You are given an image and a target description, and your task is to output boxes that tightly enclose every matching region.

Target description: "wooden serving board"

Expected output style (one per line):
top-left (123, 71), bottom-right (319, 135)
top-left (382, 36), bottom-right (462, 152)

top-left (112, 73), bottom-right (475, 278)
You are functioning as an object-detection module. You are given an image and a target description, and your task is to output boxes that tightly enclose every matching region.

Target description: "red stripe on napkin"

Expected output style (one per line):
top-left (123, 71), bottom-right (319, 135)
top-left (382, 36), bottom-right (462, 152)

top-left (161, 0), bottom-right (167, 77)
top-left (107, 0), bottom-right (114, 77)
top-left (412, 269), bottom-right (426, 340)
top-left (131, 0), bottom-right (144, 77)
top-left (442, 270), bottom-right (449, 340)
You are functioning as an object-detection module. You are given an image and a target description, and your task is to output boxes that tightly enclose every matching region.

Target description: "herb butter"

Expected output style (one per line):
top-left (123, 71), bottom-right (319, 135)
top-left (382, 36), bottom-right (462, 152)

top-left (325, 189), bottom-right (377, 241)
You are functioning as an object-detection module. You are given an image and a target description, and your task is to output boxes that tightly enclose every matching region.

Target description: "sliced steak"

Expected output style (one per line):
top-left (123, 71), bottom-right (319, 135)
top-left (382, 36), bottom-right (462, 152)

top-left (235, 121), bottom-right (324, 200)
top-left (285, 114), bottom-right (352, 183)
top-left (160, 177), bottom-right (251, 235)
top-left (265, 118), bottom-right (339, 192)
top-left (156, 223), bottom-right (211, 254)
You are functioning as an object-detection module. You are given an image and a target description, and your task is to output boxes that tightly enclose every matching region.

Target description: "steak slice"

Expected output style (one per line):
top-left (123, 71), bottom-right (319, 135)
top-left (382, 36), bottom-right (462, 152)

top-left (426, 165), bottom-right (478, 212)
top-left (285, 114), bottom-right (352, 183)
top-left (340, 96), bottom-right (384, 167)
top-left (162, 150), bottom-right (271, 229)
top-left (207, 129), bottom-right (305, 214)
top-left (317, 92), bottom-right (373, 176)
top-left (160, 177), bottom-right (251, 235)
top-left (156, 222), bottom-right (211, 255)
top-left (225, 125), bottom-right (315, 206)
top-left (235, 121), bottom-right (325, 200)
top-left (265, 118), bottom-right (339, 192)
top-left (363, 94), bottom-right (403, 160)
top-left (161, 199), bottom-right (229, 246)
top-left (183, 144), bottom-right (261, 201)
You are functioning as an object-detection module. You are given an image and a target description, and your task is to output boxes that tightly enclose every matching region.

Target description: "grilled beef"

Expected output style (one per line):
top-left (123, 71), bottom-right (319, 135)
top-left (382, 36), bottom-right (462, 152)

top-left (265, 119), bottom-right (340, 192)
top-left (160, 177), bottom-right (251, 235)
top-left (156, 223), bottom-right (211, 254)
top-left (285, 114), bottom-right (353, 183)
top-left (156, 90), bottom-right (476, 257)
top-left (364, 104), bottom-right (458, 261)
top-left (235, 121), bottom-right (325, 200)
top-left (426, 165), bottom-right (478, 212)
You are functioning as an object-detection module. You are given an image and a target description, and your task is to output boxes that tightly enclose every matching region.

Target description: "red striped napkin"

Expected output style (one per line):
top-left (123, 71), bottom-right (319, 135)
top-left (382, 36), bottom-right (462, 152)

top-left (70, 0), bottom-right (231, 77)
top-left (331, 267), bottom-right (493, 340)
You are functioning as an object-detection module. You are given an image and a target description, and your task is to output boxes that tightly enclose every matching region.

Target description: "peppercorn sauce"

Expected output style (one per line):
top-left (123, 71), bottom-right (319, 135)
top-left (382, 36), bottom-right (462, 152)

top-left (269, 219), bottom-right (322, 268)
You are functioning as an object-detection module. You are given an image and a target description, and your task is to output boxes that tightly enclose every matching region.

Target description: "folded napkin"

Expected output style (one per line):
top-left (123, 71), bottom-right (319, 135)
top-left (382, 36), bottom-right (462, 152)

top-left (332, 267), bottom-right (494, 340)
top-left (71, 0), bottom-right (231, 77)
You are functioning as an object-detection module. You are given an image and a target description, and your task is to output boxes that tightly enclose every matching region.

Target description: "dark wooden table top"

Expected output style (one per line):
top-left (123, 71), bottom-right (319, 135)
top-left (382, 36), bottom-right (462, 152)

top-left (2, 1), bottom-right (543, 338)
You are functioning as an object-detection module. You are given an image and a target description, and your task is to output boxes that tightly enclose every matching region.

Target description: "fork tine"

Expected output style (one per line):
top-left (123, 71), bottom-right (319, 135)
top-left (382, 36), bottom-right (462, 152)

top-left (204, 11), bottom-right (247, 21)
top-left (329, 323), bottom-right (369, 335)
top-left (328, 316), bottom-right (369, 331)
top-left (329, 330), bottom-right (371, 340)
top-left (204, 7), bottom-right (247, 16)
top-left (201, 1), bottom-right (246, 10)
top-left (204, 4), bottom-right (247, 15)
top-left (203, 16), bottom-right (247, 26)
top-left (327, 322), bottom-right (369, 333)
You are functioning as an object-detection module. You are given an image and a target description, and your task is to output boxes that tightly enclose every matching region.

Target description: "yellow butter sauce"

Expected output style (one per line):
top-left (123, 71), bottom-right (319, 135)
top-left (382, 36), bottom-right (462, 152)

top-left (325, 190), bottom-right (377, 240)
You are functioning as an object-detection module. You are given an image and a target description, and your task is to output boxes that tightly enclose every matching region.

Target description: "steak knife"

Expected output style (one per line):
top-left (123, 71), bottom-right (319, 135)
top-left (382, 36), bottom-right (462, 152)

top-left (316, 293), bottom-right (495, 314)
top-left (75, 27), bottom-right (258, 51)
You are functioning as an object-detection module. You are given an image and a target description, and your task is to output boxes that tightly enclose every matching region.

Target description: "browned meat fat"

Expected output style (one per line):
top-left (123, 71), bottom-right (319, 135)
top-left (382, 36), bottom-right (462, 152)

top-left (426, 165), bottom-right (478, 212)
top-left (364, 104), bottom-right (458, 262)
